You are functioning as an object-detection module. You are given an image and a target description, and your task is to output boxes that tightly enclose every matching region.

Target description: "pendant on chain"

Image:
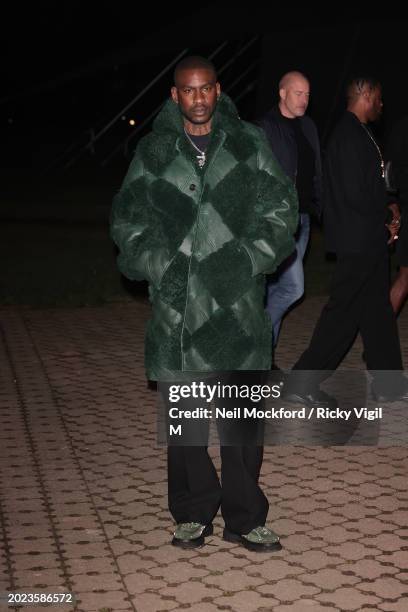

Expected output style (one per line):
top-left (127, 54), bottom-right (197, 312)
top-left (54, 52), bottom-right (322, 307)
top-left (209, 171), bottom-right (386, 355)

top-left (197, 153), bottom-right (206, 168)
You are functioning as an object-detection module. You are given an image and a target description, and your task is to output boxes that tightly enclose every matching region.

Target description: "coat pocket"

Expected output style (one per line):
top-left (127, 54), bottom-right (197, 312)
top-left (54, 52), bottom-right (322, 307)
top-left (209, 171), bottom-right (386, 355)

top-left (146, 248), bottom-right (176, 288)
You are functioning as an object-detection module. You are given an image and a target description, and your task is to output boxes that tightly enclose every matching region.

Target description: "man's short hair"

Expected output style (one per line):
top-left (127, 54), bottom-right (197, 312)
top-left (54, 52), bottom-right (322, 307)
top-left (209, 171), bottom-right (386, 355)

top-left (346, 76), bottom-right (381, 100)
top-left (174, 56), bottom-right (217, 85)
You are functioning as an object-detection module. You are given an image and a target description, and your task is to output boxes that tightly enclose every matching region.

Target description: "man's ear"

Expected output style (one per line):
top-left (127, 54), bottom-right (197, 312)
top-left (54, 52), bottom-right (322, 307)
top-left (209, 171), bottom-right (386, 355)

top-left (171, 86), bottom-right (178, 103)
top-left (216, 82), bottom-right (221, 99)
top-left (279, 88), bottom-right (286, 101)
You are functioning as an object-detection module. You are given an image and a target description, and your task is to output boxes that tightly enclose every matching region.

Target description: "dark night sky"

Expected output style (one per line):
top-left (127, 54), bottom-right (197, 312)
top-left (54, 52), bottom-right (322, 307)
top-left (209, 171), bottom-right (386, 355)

top-left (5, 4), bottom-right (405, 99)
top-left (2, 2), bottom-right (203, 99)
top-left (3, 3), bottom-right (408, 168)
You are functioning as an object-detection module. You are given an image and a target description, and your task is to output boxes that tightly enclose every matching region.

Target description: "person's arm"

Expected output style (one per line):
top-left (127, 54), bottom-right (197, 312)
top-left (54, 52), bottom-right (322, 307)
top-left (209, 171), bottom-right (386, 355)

top-left (310, 122), bottom-right (323, 220)
top-left (240, 131), bottom-right (299, 276)
top-left (110, 149), bottom-right (172, 287)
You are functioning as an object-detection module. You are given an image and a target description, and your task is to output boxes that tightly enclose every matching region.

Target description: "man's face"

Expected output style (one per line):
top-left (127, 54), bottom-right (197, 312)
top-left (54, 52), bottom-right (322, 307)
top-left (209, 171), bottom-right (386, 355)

top-left (366, 86), bottom-right (383, 122)
top-left (279, 78), bottom-right (310, 118)
top-left (171, 68), bottom-right (220, 127)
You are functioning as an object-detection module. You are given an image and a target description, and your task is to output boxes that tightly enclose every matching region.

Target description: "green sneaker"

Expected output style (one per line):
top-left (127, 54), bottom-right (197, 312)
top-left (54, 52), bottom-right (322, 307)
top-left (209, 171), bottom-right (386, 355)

top-left (223, 525), bottom-right (282, 552)
top-left (172, 522), bottom-right (213, 548)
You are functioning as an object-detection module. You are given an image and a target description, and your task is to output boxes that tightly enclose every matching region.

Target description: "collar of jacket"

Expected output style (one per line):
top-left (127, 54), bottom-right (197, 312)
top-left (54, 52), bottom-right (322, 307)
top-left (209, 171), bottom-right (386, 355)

top-left (269, 105), bottom-right (299, 126)
top-left (345, 109), bottom-right (368, 127)
top-left (151, 92), bottom-right (244, 170)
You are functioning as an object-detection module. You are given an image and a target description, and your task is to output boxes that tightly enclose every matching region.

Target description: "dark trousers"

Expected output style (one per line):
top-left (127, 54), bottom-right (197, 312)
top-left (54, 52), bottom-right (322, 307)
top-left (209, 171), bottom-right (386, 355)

top-left (168, 445), bottom-right (268, 533)
top-left (164, 372), bottom-right (269, 534)
top-left (293, 251), bottom-right (403, 392)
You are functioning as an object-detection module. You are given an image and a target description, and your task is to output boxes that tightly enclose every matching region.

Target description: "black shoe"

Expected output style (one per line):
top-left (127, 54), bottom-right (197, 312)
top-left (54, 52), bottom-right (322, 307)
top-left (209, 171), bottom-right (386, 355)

top-left (171, 522), bottom-right (213, 549)
top-left (223, 526), bottom-right (282, 552)
top-left (283, 388), bottom-right (338, 409)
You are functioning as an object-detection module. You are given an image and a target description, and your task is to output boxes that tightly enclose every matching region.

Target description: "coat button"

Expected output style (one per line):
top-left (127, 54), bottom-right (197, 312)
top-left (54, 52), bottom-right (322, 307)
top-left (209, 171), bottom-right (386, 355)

top-left (189, 183), bottom-right (196, 191)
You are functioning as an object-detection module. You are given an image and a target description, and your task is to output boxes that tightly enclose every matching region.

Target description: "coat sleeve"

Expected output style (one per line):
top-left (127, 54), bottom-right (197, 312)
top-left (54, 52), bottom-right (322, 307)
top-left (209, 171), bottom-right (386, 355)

top-left (110, 149), bottom-right (172, 287)
top-left (309, 121), bottom-right (323, 219)
top-left (240, 131), bottom-right (299, 276)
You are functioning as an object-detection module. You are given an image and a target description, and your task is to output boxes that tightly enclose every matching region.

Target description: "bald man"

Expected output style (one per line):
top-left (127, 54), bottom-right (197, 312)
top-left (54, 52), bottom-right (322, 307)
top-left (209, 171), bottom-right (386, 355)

top-left (257, 71), bottom-right (322, 364)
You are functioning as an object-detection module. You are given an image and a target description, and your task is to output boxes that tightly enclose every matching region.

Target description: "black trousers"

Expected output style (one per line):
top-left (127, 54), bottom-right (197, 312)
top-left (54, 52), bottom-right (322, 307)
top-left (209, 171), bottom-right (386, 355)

top-left (163, 372), bottom-right (269, 534)
top-left (293, 251), bottom-right (403, 392)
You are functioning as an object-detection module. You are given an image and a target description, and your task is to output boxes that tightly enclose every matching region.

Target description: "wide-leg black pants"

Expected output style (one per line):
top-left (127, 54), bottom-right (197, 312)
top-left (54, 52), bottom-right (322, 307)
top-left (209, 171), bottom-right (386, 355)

top-left (163, 372), bottom-right (269, 534)
top-left (293, 251), bottom-right (403, 394)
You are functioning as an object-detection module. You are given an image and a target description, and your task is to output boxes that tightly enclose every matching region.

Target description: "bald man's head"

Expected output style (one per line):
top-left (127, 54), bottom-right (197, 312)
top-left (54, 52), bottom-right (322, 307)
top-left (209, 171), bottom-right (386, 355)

top-left (279, 71), bottom-right (310, 119)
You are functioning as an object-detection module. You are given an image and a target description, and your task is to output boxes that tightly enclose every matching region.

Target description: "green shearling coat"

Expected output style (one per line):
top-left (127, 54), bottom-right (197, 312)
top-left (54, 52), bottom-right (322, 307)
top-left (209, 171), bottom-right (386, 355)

top-left (111, 93), bottom-right (298, 380)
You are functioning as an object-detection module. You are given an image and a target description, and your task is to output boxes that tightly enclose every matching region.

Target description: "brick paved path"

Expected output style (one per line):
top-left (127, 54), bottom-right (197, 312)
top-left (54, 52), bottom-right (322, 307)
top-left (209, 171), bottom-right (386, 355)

top-left (1, 298), bottom-right (407, 611)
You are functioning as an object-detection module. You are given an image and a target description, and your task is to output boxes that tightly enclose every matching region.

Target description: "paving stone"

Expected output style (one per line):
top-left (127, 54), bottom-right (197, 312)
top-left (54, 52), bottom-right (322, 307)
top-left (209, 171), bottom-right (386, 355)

top-left (65, 556), bottom-right (116, 575)
top-left (376, 550), bottom-right (408, 569)
top-left (1, 299), bottom-right (408, 612)
top-left (273, 601), bottom-right (335, 612)
top-left (379, 600), bottom-right (408, 612)
top-left (69, 572), bottom-right (123, 592)
top-left (246, 559), bottom-right (303, 581)
top-left (171, 604), bottom-right (222, 612)
top-left (148, 561), bottom-right (209, 583)
top-left (10, 554), bottom-right (61, 571)
top-left (116, 554), bottom-right (158, 574)
top-left (342, 517), bottom-right (392, 535)
top-left (75, 590), bottom-right (131, 610)
top-left (340, 558), bottom-right (401, 581)
top-left (316, 587), bottom-right (381, 610)
top-left (322, 542), bottom-right (380, 560)
top-left (287, 550), bottom-right (344, 571)
top-left (160, 580), bottom-right (223, 604)
top-left (202, 568), bottom-right (264, 591)
top-left (258, 578), bottom-right (320, 602)
top-left (11, 569), bottom-right (64, 587)
top-left (318, 525), bottom-right (361, 545)
top-left (358, 576), bottom-right (408, 599)
top-left (299, 568), bottom-right (360, 589)
top-left (358, 533), bottom-right (405, 552)
top-left (214, 590), bottom-right (279, 611)
top-left (208, 542), bottom-right (262, 563)
top-left (129, 591), bottom-right (179, 611)
top-left (281, 534), bottom-right (325, 553)
top-left (123, 571), bottom-right (167, 594)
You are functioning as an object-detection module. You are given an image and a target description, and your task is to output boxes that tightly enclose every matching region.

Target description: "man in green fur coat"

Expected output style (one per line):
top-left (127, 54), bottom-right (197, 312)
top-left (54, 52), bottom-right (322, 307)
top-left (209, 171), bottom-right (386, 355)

top-left (111, 56), bottom-right (298, 552)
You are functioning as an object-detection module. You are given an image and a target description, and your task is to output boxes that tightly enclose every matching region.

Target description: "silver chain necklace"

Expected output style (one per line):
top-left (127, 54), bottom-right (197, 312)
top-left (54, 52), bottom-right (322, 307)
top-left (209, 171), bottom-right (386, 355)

top-left (184, 128), bottom-right (207, 168)
top-left (360, 122), bottom-right (385, 178)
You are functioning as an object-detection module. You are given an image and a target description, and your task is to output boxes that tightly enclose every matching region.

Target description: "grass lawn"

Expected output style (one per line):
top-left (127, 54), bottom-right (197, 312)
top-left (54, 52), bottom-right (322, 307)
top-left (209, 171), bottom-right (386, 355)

top-left (1, 218), bottom-right (334, 307)
top-left (2, 167), bottom-right (394, 307)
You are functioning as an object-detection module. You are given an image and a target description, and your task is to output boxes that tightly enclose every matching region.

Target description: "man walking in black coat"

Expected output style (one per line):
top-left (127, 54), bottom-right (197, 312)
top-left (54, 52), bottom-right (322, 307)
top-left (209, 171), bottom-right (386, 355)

top-left (285, 76), bottom-right (407, 406)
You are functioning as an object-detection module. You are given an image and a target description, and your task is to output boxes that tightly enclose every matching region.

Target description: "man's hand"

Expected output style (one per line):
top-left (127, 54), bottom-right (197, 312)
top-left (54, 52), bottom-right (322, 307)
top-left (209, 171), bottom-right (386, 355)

top-left (386, 202), bottom-right (401, 244)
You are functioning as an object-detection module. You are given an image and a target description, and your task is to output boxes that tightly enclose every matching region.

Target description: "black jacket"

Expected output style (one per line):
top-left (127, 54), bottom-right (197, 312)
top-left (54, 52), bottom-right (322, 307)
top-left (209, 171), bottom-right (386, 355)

top-left (323, 111), bottom-right (389, 254)
top-left (257, 106), bottom-right (322, 217)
